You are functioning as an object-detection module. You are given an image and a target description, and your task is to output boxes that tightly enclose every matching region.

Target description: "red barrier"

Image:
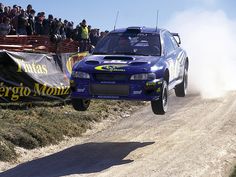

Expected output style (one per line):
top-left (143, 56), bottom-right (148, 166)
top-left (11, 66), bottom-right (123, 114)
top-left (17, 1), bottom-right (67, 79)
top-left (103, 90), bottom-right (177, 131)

top-left (0, 35), bottom-right (79, 53)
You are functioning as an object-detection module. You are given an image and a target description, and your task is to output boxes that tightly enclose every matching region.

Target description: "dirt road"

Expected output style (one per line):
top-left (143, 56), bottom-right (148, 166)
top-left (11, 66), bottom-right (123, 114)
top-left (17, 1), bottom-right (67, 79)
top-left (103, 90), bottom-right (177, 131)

top-left (1, 92), bottom-right (236, 177)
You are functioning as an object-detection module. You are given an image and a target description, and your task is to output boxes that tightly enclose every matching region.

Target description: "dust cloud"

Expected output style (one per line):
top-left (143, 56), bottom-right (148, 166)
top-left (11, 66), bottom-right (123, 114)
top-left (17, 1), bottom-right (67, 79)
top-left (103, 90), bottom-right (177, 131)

top-left (166, 10), bottom-right (236, 98)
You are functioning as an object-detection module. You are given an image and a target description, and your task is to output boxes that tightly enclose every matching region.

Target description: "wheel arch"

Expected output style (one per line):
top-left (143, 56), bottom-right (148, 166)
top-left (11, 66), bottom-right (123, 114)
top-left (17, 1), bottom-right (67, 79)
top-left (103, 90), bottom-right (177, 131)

top-left (163, 68), bottom-right (169, 84)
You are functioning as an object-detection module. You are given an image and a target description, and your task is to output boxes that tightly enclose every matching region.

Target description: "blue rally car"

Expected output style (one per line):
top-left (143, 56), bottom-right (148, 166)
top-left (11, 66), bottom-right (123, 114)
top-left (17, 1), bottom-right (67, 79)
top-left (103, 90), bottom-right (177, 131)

top-left (70, 27), bottom-right (189, 115)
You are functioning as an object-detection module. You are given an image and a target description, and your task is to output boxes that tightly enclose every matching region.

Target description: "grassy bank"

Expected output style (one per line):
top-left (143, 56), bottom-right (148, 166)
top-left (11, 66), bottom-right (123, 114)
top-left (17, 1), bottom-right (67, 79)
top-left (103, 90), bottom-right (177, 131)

top-left (230, 166), bottom-right (236, 177)
top-left (0, 100), bottom-right (145, 162)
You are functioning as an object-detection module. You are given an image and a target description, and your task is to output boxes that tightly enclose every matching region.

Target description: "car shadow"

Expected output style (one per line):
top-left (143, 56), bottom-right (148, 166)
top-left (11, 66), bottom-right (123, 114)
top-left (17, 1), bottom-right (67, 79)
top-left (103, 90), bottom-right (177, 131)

top-left (0, 141), bottom-right (154, 177)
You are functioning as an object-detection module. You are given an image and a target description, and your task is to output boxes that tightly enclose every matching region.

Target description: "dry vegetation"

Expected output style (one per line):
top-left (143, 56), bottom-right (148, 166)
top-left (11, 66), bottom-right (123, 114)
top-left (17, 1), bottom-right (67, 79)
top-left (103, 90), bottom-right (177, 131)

top-left (231, 166), bottom-right (236, 177)
top-left (0, 100), bottom-right (145, 162)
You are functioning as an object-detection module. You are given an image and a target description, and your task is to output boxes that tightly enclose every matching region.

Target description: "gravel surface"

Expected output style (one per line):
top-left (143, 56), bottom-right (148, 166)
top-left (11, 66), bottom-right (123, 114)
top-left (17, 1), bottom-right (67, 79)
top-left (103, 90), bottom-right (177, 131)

top-left (1, 92), bottom-right (236, 177)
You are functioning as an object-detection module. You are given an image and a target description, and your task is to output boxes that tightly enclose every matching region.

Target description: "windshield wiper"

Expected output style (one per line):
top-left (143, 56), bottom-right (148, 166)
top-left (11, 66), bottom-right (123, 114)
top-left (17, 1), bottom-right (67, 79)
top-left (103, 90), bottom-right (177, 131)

top-left (113, 51), bottom-right (150, 56)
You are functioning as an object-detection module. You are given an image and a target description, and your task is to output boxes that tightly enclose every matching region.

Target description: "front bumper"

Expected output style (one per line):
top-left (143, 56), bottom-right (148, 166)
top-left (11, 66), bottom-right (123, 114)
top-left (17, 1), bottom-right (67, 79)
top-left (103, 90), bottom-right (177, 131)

top-left (70, 78), bottom-right (163, 101)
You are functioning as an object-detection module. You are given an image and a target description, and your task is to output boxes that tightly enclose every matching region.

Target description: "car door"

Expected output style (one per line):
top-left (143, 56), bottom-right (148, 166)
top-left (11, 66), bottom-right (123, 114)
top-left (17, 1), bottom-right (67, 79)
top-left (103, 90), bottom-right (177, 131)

top-left (162, 32), bottom-right (178, 83)
top-left (169, 34), bottom-right (185, 80)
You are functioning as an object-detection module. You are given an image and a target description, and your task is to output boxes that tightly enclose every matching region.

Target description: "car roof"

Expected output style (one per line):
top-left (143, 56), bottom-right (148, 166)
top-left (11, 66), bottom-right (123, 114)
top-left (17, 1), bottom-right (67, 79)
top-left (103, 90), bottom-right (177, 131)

top-left (110, 26), bottom-right (165, 34)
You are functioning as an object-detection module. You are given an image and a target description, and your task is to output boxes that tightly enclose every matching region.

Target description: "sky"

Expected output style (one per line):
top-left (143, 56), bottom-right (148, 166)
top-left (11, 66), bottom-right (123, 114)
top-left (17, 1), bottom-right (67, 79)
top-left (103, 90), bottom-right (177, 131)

top-left (2, 0), bottom-right (236, 98)
top-left (1, 0), bottom-right (236, 31)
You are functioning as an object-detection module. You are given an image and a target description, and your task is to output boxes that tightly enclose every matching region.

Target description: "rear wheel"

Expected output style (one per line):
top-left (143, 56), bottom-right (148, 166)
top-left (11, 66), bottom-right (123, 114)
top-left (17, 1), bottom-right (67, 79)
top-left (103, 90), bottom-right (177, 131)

top-left (71, 98), bottom-right (90, 111)
top-left (151, 80), bottom-right (168, 115)
top-left (175, 66), bottom-right (188, 97)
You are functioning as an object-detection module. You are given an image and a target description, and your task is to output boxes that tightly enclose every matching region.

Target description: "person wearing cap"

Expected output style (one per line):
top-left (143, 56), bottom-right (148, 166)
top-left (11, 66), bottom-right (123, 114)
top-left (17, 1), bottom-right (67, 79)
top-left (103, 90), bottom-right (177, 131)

top-left (78, 19), bottom-right (89, 51)
top-left (80, 19), bottom-right (89, 40)
top-left (26, 4), bottom-right (32, 17)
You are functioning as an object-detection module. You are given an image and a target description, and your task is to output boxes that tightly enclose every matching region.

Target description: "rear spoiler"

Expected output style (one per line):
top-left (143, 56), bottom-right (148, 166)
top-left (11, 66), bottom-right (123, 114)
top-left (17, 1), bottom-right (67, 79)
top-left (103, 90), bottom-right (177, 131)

top-left (171, 33), bottom-right (181, 45)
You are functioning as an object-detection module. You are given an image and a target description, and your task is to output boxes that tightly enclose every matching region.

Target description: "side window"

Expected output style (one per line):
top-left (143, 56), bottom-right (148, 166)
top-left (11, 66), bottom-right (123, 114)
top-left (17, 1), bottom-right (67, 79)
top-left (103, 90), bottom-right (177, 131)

top-left (163, 33), bottom-right (175, 55)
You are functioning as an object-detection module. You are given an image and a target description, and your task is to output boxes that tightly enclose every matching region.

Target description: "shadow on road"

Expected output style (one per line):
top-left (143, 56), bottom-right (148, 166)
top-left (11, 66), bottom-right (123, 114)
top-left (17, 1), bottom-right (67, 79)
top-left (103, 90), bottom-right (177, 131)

top-left (0, 141), bottom-right (154, 177)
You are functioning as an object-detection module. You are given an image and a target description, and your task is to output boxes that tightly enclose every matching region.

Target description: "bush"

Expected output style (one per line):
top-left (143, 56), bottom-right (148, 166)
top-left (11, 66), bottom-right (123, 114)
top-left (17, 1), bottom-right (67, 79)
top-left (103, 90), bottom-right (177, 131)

top-left (0, 137), bottom-right (16, 162)
top-left (0, 100), bottom-right (145, 161)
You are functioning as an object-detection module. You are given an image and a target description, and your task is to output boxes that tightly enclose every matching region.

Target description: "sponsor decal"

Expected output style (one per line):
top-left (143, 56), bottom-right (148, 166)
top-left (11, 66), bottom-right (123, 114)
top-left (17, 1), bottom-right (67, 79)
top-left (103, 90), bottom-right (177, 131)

top-left (66, 52), bottom-right (88, 75)
top-left (146, 82), bottom-right (156, 87)
top-left (103, 60), bottom-right (127, 64)
top-left (0, 82), bottom-right (69, 102)
top-left (14, 58), bottom-right (48, 74)
top-left (0, 51), bottom-right (72, 103)
top-left (95, 65), bottom-right (127, 72)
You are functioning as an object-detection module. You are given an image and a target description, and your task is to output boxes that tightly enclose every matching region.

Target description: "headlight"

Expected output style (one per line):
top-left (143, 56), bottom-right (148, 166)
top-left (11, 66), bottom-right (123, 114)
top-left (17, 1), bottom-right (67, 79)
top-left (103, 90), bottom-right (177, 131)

top-left (71, 71), bottom-right (90, 79)
top-left (130, 73), bottom-right (156, 80)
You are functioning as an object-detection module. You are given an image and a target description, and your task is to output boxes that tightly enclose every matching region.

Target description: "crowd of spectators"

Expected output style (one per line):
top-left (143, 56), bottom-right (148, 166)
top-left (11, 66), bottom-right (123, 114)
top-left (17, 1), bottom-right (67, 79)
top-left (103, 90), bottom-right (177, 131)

top-left (0, 3), bottom-right (109, 51)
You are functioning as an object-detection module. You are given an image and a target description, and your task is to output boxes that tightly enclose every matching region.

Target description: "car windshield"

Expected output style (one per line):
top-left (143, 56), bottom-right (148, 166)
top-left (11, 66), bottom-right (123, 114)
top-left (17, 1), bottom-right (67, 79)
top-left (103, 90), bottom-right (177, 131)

top-left (93, 32), bottom-right (161, 56)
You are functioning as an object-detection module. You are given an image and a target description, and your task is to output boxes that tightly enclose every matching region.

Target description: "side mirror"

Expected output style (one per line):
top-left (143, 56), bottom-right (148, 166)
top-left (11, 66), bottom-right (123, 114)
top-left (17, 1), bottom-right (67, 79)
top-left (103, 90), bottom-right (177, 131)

top-left (171, 33), bottom-right (181, 45)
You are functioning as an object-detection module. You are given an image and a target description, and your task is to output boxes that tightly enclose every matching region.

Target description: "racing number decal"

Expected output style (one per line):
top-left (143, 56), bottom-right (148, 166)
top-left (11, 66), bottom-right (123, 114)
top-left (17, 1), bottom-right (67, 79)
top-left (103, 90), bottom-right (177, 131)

top-left (168, 59), bottom-right (175, 81)
top-left (175, 51), bottom-right (184, 77)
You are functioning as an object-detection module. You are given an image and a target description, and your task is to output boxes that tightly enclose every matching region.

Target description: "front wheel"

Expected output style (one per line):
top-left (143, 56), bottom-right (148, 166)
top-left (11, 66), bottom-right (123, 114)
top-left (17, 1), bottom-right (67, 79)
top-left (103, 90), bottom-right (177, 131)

top-left (151, 80), bottom-right (168, 115)
top-left (71, 98), bottom-right (90, 111)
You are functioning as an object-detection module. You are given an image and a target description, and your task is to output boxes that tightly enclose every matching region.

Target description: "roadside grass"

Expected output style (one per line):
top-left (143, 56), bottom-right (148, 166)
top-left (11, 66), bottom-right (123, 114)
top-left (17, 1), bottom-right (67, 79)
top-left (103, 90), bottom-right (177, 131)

top-left (0, 100), bottom-right (145, 162)
top-left (230, 166), bottom-right (236, 177)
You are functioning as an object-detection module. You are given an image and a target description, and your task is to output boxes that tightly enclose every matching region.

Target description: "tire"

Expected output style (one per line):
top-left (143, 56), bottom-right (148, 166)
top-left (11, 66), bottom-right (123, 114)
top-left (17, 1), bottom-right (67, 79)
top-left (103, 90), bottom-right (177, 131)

top-left (151, 80), bottom-right (168, 115)
top-left (175, 66), bottom-right (188, 97)
top-left (71, 98), bottom-right (90, 111)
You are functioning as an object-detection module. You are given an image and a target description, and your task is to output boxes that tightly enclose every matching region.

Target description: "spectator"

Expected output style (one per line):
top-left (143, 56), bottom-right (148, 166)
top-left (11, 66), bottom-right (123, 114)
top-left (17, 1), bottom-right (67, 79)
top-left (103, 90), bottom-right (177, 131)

top-left (17, 6), bottom-right (22, 14)
top-left (88, 25), bottom-right (91, 33)
top-left (64, 21), bottom-right (74, 39)
top-left (89, 29), bottom-right (99, 46)
top-left (9, 7), bottom-right (17, 19)
top-left (0, 6), bottom-right (10, 23)
top-left (71, 27), bottom-right (80, 41)
top-left (0, 16), bottom-right (11, 35)
top-left (98, 31), bottom-right (106, 41)
top-left (60, 24), bottom-right (67, 39)
top-left (3, 6), bottom-right (10, 17)
top-left (79, 19), bottom-right (89, 40)
top-left (26, 9), bottom-right (36, 35)
top-left (35, 12), bottom-right (44, 35)
top-left (11, 7), bottom-right (18, 30)
top-left (96, 28), bottom-right (100, 37)
top-left (43, 14), bottom-right (53, 35)
top-left (0, 1), bottom-right (112, 48)
top-left (50, 19), bottom-right (61, 35)
top-left (0, 3), bottom-right (4, 13)
top-left (78, 19), bottom-right (89, 51)
top-left (25, 4), bottom-right (32, 17)
top-left (17, 9), bottom-right (27, 35)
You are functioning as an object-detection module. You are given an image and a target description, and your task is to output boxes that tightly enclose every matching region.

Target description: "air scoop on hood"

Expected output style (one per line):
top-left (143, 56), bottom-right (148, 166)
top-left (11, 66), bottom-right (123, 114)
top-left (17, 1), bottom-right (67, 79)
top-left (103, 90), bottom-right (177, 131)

top-left (129, 61), bottom-right (149, 66)
top-left (103, 56), bottom-right (134, 61)
top-left (85, 60), bottom-right (100, 65)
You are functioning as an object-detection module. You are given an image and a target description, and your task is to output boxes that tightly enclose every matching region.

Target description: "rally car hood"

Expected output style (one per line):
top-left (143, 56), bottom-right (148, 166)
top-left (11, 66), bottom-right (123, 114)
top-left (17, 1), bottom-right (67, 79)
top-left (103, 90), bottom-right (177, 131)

top-left (74, 55), bottom-right (162, 74)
